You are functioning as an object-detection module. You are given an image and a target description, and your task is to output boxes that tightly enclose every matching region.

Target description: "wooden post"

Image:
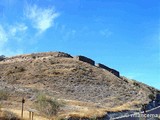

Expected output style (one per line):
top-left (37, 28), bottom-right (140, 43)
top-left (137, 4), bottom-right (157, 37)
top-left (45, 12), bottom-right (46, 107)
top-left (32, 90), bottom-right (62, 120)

top-left (29, 111), bottom-right (31, 120)
top-left (32, 112), bottom-right (34, 120)
top-left (21, 98), bottom-right (25, 118)
top-left (28, 109), bottom-right (37, 120)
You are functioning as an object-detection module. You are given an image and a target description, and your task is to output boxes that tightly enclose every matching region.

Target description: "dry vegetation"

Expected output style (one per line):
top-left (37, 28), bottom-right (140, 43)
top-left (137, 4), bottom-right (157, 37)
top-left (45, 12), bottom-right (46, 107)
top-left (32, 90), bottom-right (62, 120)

top-left (34, 93), bottom-right (63, 119)
top-left (0, 52), bottom-right (159, 119)
top-left (0, 108), bottom-right (22, 120)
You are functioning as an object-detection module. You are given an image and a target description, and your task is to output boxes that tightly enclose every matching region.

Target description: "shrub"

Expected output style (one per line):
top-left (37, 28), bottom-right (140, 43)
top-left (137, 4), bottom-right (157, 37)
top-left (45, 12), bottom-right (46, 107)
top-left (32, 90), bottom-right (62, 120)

top-left (50, 60), bottom-right (55, 64)
top-left (34, 93), bottom-right (62, 119)
top-left (2, 110), bottom-right (20, 120)
top-left (15, 67), bottom-right (25, 72)
top-left (148, 94), bottom-right (155, 101)
top-left (7, 66), bottom-right (25, 75)
top-left (31, 54), bottom-right (36, 59)
top-left (133, 82), bottom-right (140, 87)
top-left (0, 90), bottom-right (9, 101)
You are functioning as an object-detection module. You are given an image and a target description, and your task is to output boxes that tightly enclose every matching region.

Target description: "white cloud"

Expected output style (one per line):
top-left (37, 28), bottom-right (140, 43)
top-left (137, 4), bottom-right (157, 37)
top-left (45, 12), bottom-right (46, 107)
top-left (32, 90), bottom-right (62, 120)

top-left (25, 5), bottom-right (59, 33)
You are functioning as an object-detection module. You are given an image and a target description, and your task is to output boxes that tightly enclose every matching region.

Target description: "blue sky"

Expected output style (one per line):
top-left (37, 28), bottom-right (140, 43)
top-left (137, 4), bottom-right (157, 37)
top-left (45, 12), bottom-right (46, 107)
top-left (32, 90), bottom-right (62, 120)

top-left (0, 0), bottom-right (159, 89)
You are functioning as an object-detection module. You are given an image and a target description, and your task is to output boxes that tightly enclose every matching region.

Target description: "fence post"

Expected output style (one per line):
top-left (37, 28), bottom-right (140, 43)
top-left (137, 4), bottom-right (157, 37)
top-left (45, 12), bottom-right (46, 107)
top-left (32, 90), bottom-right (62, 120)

top-left (28, 109), bottom-right (37, 120)
top-left (32, 112), bottom-right (34, 120)
top-left (21, 97), bottom-right (25, 118)
top-left (29, 111), bottom-right (31, 120)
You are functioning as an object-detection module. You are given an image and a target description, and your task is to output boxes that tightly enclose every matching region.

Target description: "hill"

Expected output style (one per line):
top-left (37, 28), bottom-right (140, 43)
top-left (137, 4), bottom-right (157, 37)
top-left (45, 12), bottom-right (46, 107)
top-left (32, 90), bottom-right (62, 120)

top-left (0, 52), bottom-right (159, 119)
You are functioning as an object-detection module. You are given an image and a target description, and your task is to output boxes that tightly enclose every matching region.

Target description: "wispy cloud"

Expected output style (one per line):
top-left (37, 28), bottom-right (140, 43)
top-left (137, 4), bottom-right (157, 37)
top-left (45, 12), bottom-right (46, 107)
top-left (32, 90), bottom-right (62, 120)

top-left (9, 23), bottom-right (28, 42)
top-left (0, 25), bottom-right (8, 47)
top-left (0, 23), bottom-right (28, 56)
top-left (63, 30), bottom-right (76, 40)
top-left (0, 4), bottom-right (60, 56)
top-left (9, 23), bottom-right (27, 36)
top-left (25, 5), bottom-right (59, 33)
top-left (0, 48), bottom-right (23, 57)
top-left (100, 28), bottom-right (112, 38)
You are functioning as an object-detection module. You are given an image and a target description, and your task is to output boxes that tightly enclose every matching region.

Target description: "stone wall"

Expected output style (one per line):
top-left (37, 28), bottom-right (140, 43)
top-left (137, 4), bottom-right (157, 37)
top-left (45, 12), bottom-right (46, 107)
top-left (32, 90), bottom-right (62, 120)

top-left (75, 56), bottom-right (95, 65)
top-left (96, 63), bottom-right (120, 77)
top-left (156, 94), bottom-right (160, 100)
top-left (155, 94), bottom-right (160, 107)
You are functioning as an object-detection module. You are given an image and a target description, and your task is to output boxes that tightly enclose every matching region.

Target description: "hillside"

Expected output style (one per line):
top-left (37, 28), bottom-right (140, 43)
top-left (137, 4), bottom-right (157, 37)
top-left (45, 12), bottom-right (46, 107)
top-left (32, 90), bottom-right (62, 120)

top-left (0, 52), bottom-right (159, 119)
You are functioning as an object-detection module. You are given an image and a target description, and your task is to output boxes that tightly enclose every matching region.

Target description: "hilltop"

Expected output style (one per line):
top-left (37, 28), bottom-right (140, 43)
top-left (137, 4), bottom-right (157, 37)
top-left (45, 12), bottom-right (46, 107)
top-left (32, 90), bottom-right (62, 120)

top-left (0, 52), bottom-right (159, 119)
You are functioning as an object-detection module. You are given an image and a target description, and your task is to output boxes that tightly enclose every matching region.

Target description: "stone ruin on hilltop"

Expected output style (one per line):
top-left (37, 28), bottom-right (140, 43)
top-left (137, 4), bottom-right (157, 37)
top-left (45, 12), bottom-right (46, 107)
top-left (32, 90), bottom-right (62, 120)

top-left (74, 55), bottom-right (120, 77)
top-left (0, 52), bottom-right (120, 77)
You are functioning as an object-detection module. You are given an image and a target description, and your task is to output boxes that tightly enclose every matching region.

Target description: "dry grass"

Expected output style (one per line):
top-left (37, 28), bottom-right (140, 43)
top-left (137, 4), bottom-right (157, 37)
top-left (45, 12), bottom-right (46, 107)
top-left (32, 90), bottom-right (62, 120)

top-left (64, 99), bottom-right (98, 108)
top-left (2, 108), bottom-right (47, 120)
top-left (57, 100), bottom-right (141, 118)
top-left (0, 99), bottom-right (142, 120)
top-left (105, 101), bottom-right (142, 112)
top-left (69, 108), bottom-right (106, 117)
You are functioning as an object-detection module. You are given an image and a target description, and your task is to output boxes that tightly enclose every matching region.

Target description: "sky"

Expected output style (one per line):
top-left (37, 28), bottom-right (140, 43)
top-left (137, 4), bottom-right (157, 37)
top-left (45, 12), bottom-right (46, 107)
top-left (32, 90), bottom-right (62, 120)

top-left (0, 0), bottom-right (159, 89)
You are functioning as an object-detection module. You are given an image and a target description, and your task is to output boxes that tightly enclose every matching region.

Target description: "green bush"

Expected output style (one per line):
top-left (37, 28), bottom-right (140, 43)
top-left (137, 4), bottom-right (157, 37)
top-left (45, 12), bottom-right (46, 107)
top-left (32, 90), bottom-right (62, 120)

top-left (34, 93), bottom-right (63, 119)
